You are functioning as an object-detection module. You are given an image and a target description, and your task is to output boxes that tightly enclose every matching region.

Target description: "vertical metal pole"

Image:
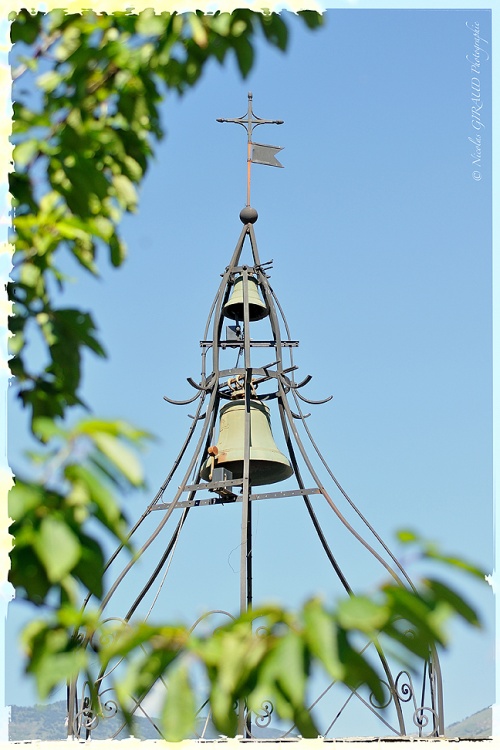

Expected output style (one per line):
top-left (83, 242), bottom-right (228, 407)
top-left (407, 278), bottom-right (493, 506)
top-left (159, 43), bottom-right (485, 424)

top-left (237, 266), bottom-right (252, 737)
top-left (246, 140), bottom-right (252, 207)
top-left (67, 681), bottom-right (75, 738)
top-left (240, 266), bottom-right (252, 613)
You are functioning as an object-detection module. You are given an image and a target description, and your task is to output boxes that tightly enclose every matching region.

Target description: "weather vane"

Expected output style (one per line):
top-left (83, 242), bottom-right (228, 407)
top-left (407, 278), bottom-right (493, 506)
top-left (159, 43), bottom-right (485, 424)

top-left (217, 91), bottom-right (284, 207)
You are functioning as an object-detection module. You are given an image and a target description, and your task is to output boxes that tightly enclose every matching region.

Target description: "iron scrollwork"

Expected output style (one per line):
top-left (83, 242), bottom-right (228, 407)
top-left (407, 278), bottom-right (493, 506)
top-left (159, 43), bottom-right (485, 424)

top-left (254, 700), bottom-right (274, 728)
top-left (369, 679), bottom-right (394, 710)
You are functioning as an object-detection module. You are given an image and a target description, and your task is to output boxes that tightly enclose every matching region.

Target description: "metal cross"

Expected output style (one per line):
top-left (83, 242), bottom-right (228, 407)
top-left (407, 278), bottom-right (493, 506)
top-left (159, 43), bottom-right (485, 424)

top-left (217, 91), bottom-right (284, 207)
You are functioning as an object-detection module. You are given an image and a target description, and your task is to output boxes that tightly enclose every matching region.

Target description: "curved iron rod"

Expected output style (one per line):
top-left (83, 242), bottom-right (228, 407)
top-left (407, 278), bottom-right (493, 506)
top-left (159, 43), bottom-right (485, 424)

top-left (281, 371), bottom-right (332, 404)
top-left (163, 392), bottom-right (200, 406)
top-left (428, 644), bottom-right (444, 734)
top-left (295, 391), bottom-right (333, 406)
top-left (163, 375), bottom-right (215, 405)
top-left (187, 376), bottom-right (214, 391)
top-left (288, 374), bottom-right (312, 389)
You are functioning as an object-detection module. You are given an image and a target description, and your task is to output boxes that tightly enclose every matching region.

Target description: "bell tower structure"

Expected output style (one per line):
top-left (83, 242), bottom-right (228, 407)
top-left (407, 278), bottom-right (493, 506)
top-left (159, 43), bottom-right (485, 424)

top-left (67, 94), bottom-right (445, 741)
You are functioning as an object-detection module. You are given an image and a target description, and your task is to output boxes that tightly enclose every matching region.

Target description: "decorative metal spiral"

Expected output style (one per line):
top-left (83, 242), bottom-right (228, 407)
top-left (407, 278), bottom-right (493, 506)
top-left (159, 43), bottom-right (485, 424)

top-left (369, 679), bottom-right (393, 709)
top-left (413, 706), bottom-right (439, 734)
top-left (395, 670), bottom-right (415, 703)
top-left (73, 697), bottom-right (99, 735)
top-left (99, 689), bottom-right (119, 719)
top-left (254, 700), bottom-right (274, 728)
top-left (255, 625), bottom-right (270, 637)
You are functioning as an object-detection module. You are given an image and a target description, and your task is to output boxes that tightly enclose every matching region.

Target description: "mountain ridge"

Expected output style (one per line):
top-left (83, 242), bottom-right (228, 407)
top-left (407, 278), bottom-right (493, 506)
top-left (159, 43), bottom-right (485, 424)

top-left (8, 700), bottom-right (493, 741)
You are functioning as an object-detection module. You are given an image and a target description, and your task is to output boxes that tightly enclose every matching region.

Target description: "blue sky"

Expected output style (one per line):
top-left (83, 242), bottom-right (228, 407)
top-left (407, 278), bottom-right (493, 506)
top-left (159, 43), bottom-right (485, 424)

top-left (3, 5), bottom-right (496, 738)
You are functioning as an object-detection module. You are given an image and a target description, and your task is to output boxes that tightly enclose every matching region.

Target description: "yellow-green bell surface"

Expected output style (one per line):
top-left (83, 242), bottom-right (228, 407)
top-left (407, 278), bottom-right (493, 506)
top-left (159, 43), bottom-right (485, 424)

top-left (223, 276), bottom-right (269, 321)
top-left (201, 399), bottom-right (293, 486)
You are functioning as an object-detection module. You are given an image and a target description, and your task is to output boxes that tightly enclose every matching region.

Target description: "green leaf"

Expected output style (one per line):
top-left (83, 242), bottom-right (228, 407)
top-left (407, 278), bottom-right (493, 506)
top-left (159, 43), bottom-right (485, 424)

top-left (136, 8), bottom-right (167, 36)
top-left (303, 598), bottom-right (343, 680)
top-left (397, 529), bottom-right (486, 579)
top-left (10, 9), bottom-right (42, 44)
top-left (32, 416), bottom-right (65, 442)
top-left (113, 173), bottom-right (138, 211)
top-left (36, 71), bottom-right (63, 93)
top-left (13, 139), bottom-right (40, 168)
top-left (209, 682), bottom-right (238, 737)
top-left (337, 596), bottom-right (389, 634)
top-left (424, 550), bottom-right (486, 580)
top-left (383, 586), bottom-right (445, 648)
top-left (76, 417), bottom-right (150, 442)
top-left (297, 10), bottom-right (324, 30)
top-left (425, 579), bottom-right (481, 627)
top-left (34, 517), bottom-right (81, 583)
top-left (54, 26), bottom-right (82, 61)
top-left (397, 529), bottom-right (418, 543)
top-left (9, 171), bottom-right (37, 211)
top-left (92, 431), bottom-right (144, 486)
top-left (188, 13), bottom-right (208, 47)
top-left (161, 663), bottom-right (196, 741)
top-left (336, 628), bottom-right (385, 705)
top-left (30, 641), bottom-right (88, 698)
top-left (103, 622), bottom-right (185, 663)
top-left (9, 479), bottom-right (45, 519)
top-left (9, 545), bottom-right (51, 603)
top-left (109, 234), bottom-right (127, 266)
top-left (232, 35), bottom-right (254, 78)
top-left (258, 13), bottom-right (288, 51)
top-left (64, 462), bottom-right (128, 541)
top-left (273, 630), bottom-right (307, 708)
top-left (72, 534), bottom-right (106, 599)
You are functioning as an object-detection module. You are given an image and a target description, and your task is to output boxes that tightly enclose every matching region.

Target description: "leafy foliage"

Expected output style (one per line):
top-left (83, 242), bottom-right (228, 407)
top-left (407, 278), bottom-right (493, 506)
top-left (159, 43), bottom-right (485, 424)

top-left (9, 8), bottom-right (322, 430)
top-left (20, 536), bottom-right (484, 739)
top-left (9, 418), bottom-right (150, 604)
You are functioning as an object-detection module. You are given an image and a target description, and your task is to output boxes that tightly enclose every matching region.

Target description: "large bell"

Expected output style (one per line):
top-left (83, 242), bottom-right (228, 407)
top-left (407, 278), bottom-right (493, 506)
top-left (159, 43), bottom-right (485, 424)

top-left (201, 399), bottom-right (293, 486)
top-left (223, 275), bottom-right (269, 321)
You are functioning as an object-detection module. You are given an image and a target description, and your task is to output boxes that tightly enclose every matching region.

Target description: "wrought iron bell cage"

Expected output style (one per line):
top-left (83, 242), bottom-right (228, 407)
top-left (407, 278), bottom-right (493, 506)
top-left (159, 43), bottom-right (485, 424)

top-left (67, 96), bottom-right (444, 741)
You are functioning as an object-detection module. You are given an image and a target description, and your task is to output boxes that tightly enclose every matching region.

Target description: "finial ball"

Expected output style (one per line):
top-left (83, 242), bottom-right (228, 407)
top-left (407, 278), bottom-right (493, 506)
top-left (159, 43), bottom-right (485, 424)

top-left (240, 206), bottom-right (258, 224)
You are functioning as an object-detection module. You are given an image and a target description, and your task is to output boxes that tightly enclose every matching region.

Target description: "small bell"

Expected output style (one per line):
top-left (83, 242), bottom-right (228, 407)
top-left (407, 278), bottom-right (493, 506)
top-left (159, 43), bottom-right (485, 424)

top-left (223, 275), bottom-right (268, 322)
